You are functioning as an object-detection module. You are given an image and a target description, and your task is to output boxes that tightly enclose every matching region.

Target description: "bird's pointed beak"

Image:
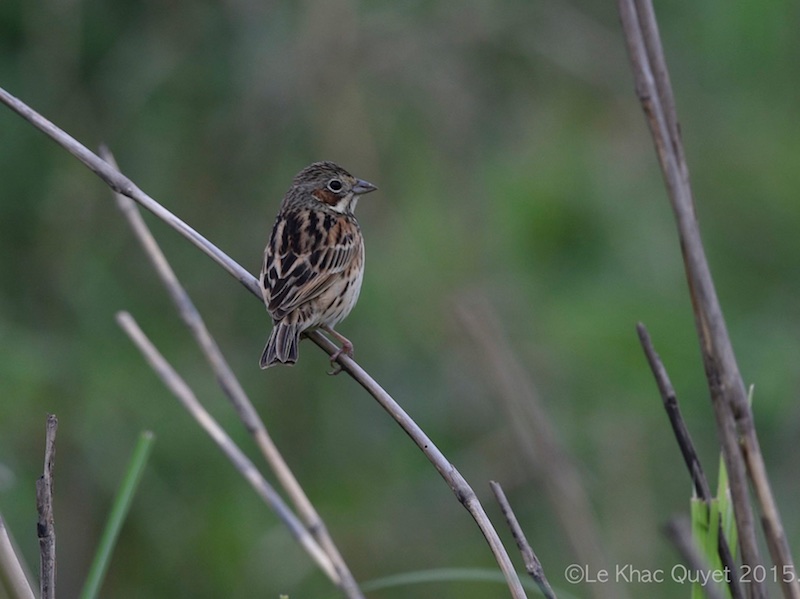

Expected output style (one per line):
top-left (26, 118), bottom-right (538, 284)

top-left (352, 179), bottom-right (378, 195)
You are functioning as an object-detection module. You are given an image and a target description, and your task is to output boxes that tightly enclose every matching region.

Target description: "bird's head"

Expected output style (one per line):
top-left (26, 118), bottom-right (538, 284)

top-left (290, 161), bottom-right (377, 215)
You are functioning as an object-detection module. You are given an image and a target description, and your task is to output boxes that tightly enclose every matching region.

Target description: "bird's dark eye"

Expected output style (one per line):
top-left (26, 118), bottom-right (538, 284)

top-left (327, 179), bottom-right (343, 192)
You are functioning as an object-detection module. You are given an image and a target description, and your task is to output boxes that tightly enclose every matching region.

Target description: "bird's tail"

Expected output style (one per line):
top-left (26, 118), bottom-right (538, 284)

top-left (260, 322), bottom-right (300, 369)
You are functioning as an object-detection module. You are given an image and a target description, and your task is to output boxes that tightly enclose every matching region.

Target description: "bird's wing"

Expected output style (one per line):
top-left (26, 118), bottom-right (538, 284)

top-left (262, 210), bottom-right (360, 321)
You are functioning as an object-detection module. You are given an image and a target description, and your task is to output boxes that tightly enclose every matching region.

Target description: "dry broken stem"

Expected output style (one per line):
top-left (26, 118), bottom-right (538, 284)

top-left (36, 414), bottom-right (57, 599)
top-left (115, 312), bottom-right (339, 583)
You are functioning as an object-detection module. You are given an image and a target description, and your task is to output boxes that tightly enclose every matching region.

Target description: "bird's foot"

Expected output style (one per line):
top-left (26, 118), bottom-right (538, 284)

top-left (327, 339), bottom-right (354, 376)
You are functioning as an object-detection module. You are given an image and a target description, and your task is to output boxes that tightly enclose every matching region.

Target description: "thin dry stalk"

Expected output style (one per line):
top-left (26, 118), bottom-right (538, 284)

top-left (490, 481), bottom-right (557, 599)
top-left (304, 332), bottom-right (528, 599)
top-left (115, 312), bottom-right (338, 584)
top-left (0, 88), bottom-right (250, 294)
top-left (0, 86), bottom-right (527, 599)
top-left (617, 3), bottom-right (799, 597)
top-left (636, 323), bottom-right (741, 599)
top-left (36, 414), bottom-right (57, 599)
top-left (0, 514), bottom-right (36, 599)
top-left (457, 296), bottom-right (625, 599)
top-left (636, 325), bottom-right (711, 499)
top-left (104, 149), bottom-right (363, 599)
top-left (665, 517), bottom-right (726, 599)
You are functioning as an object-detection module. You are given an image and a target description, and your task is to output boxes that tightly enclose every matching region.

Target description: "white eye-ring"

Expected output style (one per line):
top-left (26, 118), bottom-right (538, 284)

top-left (327, 178), bottom-right (344, 192)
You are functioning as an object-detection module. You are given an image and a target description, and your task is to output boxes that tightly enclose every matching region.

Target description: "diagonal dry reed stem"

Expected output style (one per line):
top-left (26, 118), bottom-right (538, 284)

top-left (0, 85), bottom-right (527, 598)
top-left (617, 3), bottom-right (799, 597)
top-left (637, 323), bottom-right (742, 599)
top-left (0, 88), bottom-right (250, 294)
top-left (104, 148), bottom-right (363, 599)
top-left (115, 311), bottom-right (339, 583)
top-left (457, 295), bottom-right (625, 599)
top-left (302, 331), bottom-right (528, 598)
top-left (636, 325), bottom-right (711, 500)
top-left (490, 481), bottom-right (557, 599)
top-left (0, 514), bottom-right (36, 599)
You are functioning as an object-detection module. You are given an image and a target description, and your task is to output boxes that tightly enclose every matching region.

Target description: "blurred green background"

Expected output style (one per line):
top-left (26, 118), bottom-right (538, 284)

top-left (1, 1), bottom-right (799, 597)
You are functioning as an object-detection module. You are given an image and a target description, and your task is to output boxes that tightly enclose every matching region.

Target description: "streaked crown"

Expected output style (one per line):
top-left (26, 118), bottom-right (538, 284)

top-left (284, 161), bottom-right (377, 215)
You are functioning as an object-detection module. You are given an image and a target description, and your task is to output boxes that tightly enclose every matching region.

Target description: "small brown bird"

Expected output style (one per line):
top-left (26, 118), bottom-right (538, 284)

top-left (259, 161), bottom-right (377, 371)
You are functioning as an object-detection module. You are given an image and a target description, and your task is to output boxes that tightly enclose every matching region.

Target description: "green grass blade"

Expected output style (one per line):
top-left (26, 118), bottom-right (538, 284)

top-left (707, 498), bottom-right (721, 569)
top-left (690, 496), bottom-right (710, 599)
top-left (79, 431), bottom-right (155, 599)
top-left (690, 450), bottom-right (737, 599)
top-left (361, 567), bottom-right (579, 599)
top-left (716, 451), bottom-right (737, 563)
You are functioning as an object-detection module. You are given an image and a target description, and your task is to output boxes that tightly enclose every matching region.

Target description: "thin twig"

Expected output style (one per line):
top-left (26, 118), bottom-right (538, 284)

top-left (104, 148), bottom-right (363, 599)
top-left (617, 3), bottom-right (799, 597)
top-left (115, 312), bottom-right (338, 584)
top-left (490, 481), bottom-right (557, 599)
top-left (36, 414), bottom-right (57, 599)
top-left (636, 324), bottom-right (711, 499)
top-left (0, 87), bottom-right (251, 295)
top-left (0, 514), bottom-right (36, 599)
top-left (305, 332), bottom-right (528, 599)
top-left (636, 323), bottom-right (741, 599)
top-left (0, 86), bottom-right (527, 599)
top-left (664, 517), bottom-right (726, 599)
top-left (457, 296), bottom-right (625, 599)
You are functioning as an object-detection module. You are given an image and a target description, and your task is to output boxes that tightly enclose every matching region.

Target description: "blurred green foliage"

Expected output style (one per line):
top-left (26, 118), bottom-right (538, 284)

top-left (2, 1), bottom-right (799, 598)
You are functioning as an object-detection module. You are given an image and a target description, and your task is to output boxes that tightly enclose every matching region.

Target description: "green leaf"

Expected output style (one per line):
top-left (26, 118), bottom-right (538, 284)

top-left (79, 431), bottom-right (156, 599)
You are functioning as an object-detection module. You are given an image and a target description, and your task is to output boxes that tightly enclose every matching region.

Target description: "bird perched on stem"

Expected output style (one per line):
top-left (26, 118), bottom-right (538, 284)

top-left (259, 161), bottom-right (377, 373)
